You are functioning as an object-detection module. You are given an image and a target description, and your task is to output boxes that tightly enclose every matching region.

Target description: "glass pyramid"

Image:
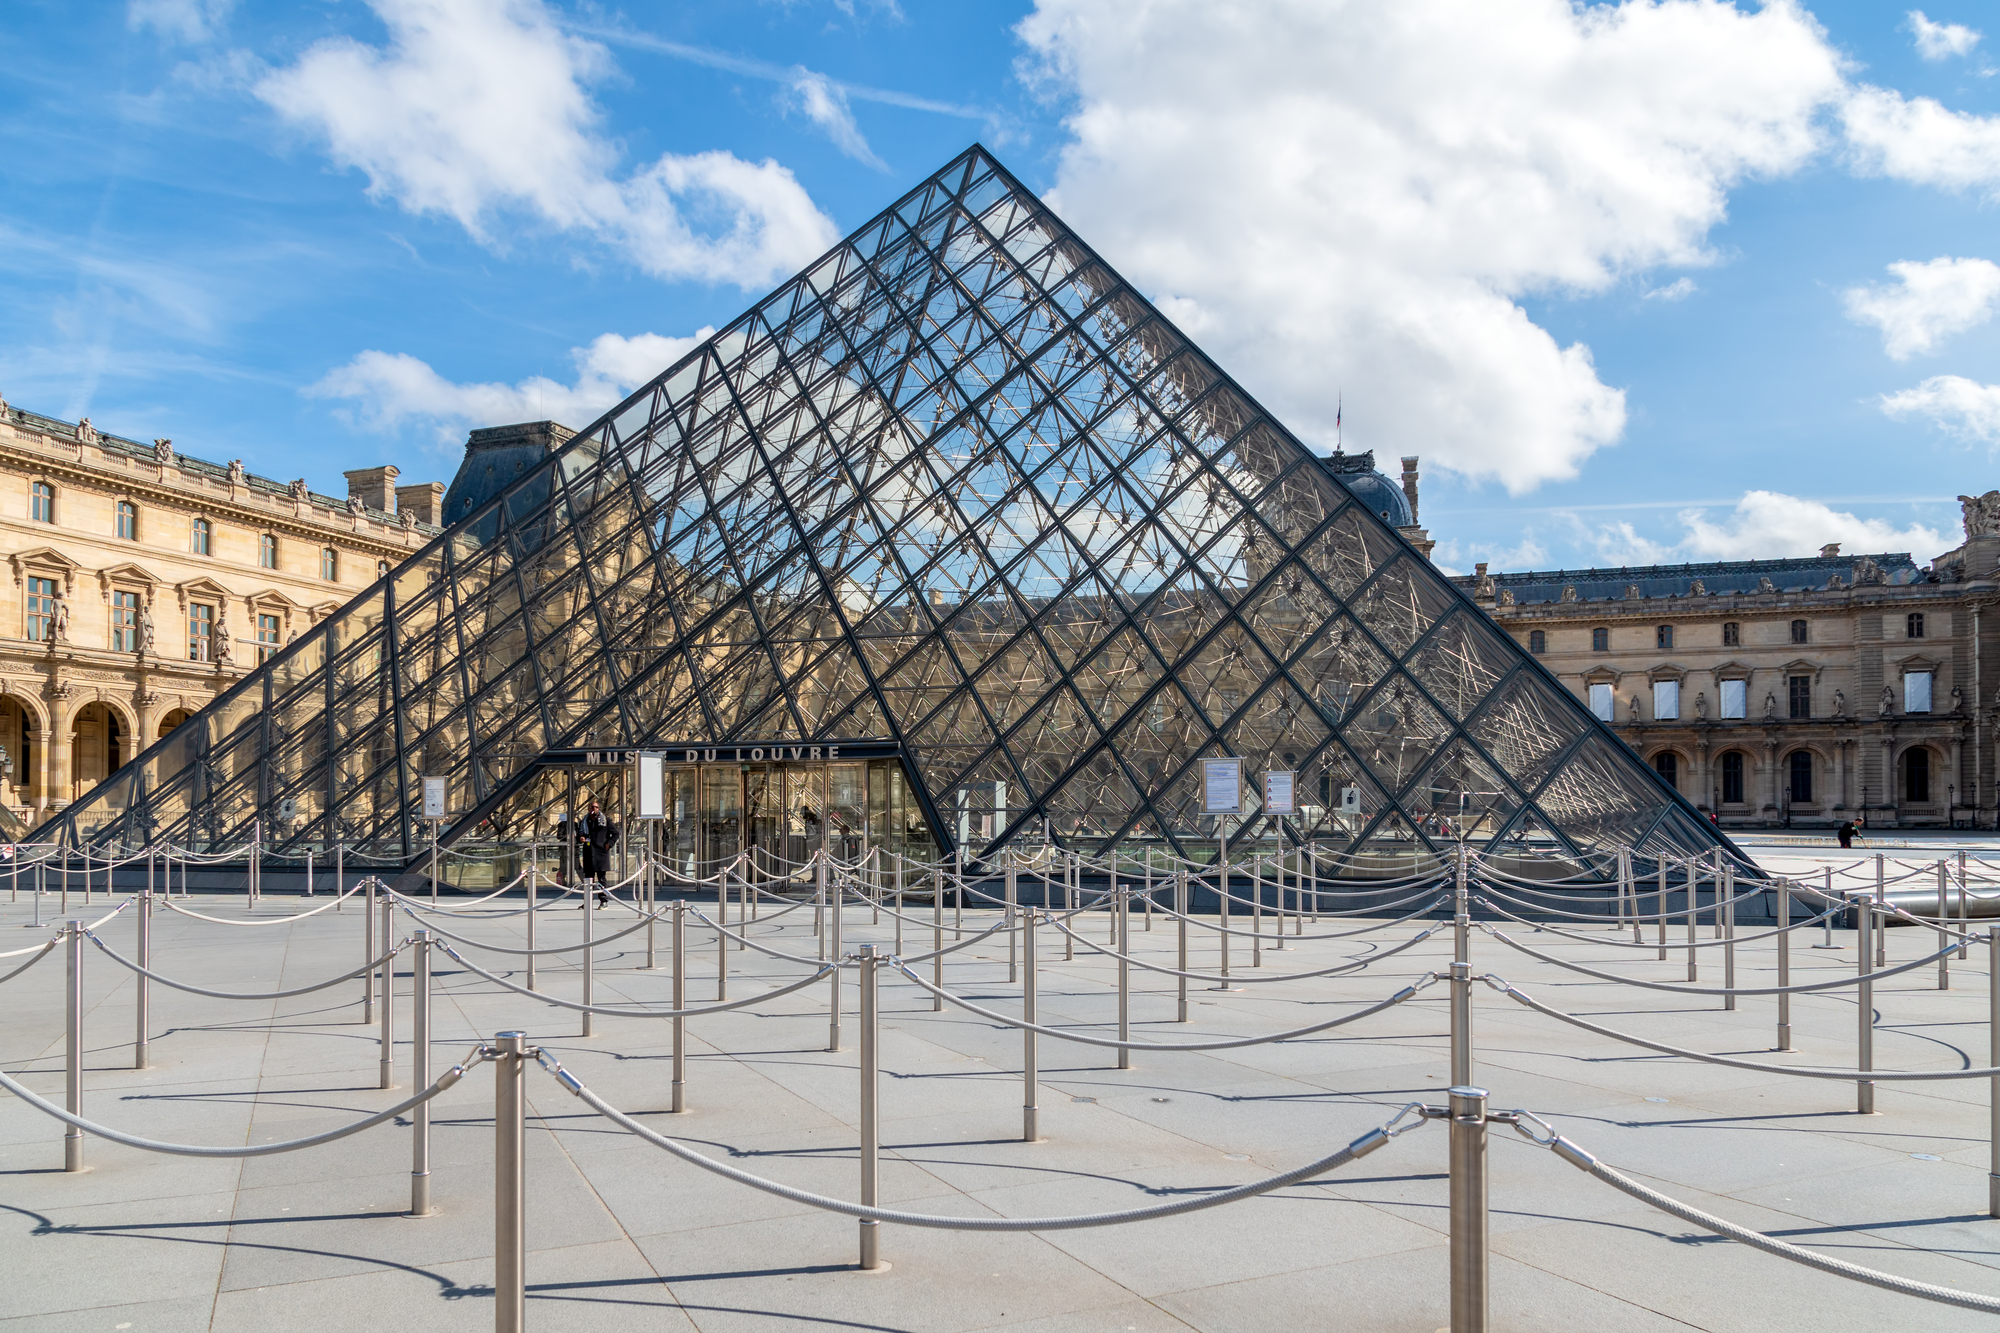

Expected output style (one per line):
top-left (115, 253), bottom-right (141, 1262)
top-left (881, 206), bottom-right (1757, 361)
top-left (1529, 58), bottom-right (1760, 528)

top-left (39, 146), bottom-right (1736, 876)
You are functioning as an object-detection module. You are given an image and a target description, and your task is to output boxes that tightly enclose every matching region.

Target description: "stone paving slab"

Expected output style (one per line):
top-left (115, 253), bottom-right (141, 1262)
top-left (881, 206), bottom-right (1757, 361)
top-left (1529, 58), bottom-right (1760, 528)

top-left (4, 883), bottom-right (2000, 1331)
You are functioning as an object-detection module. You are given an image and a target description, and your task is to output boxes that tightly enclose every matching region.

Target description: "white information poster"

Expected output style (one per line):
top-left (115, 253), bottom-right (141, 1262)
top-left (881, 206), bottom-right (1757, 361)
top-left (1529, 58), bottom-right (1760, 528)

top-left (635, 753), bottom-right (666, 819)
top-left (1263, 770), bottom-right (1296, 814)
top-left (421, 776), bottom-right (447, 820)
top-left (1201, 757), bottom-right (1242, 814)
top-left (1339, 786), bottom-right (1362, 814)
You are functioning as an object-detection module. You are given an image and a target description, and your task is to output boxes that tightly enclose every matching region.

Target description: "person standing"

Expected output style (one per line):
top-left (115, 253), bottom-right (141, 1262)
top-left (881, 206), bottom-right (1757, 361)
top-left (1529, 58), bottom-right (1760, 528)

top-left (1836, 818), bottom-right (1857, 849)
top-left (580, 799), bottom-right (614, 907)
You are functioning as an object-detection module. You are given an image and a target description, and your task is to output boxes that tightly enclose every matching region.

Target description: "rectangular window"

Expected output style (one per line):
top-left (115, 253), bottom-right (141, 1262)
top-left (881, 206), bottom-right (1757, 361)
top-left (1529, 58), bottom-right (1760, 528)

top-left (1720, 678), bottom-right (1747, 719)
top-left (1788, 674), bottom-right (1811, 719)
top-left (259, 533), bottom-right (277, 569)
top-left (1588, 682), bottom-right (1614, 721)
top-left (1653, 680), bottom-right (1679, 720)
top-left (111, 591), bottom-right (140, 652)
top-left (188, 603), bottom-right (213, 662)
top-left (1655, 624), bottom-right (1673, 650)
top-left (1905, 670), bottom-right (1933, 714)
top-left (25, 576), bottom-right (55, 642)
top-left (1908, 612), bottom-right (1925, 639)
top-left (321, 547), bottom-right (339, 581)
top-left (1722, 622), bottom-right (1739, 646)
top-left (30, 481), bottom-right (53, 524)
top-left (116, 500), bottom-right (136, 540)
top-left (1591, 627), bottom-right (1608, 653)
top-left (256, 613), bottom-right (281, 663)
top-left (191, 518), bottom-right (211, 556)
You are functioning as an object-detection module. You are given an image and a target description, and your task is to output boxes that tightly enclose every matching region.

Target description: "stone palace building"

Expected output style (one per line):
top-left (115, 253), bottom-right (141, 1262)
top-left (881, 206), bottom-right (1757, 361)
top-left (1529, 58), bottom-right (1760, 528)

top-left (0, 393), bottom-right (442, 831)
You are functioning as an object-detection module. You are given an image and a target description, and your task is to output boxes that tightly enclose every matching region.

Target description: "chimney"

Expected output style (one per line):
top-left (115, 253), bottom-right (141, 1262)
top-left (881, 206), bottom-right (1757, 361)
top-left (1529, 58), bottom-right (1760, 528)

top-left (1820, 543), bottom-right (1840, 558)
top-left (343, 465), bottom-right (400, 514)
top-left (1400, 457), bottom-right (1420, 526)
top-left (395, 482), bottom-right (446, 525)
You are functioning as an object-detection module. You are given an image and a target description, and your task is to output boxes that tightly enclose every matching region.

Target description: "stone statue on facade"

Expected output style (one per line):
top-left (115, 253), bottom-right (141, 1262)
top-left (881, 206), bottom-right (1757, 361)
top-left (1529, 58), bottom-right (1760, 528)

top-left (227, 459), bottom-right (245, 486)
top-left (289, 478), bottom-right (309, 500)
top-left (1880, 684), bottom-right (1894, 716)
top-left (399, 508), bottom-right (416, 529)
top-left (138, 603), bottom-right (155, 654)
top-left (1473, 563), bottom-right (1495, 599)
top-left (1496, 587), bottom-right (1515, 606)
top-left (1764, 691), bottom-right (1777, 720)
top-left (1832, 688), bottom-right (1845, 717)
top-left (1689, 578), bottom-right (1706, 596)
top-left (1756, 576), bottom-right (1775, 593)
top-left (50, 596), bottom-right (68, 643)
top-left (346, 495), bottom-right (366, 516)
top-left (1959, 491), bottom-right (2000, 538)
top-left (153, 438), bottom-right (173, 463)
top-left (1952, 684), bottom-right (1964, 713)
top-left (1624, 584), bottom-right (1641, 600)
top-left (1560, 585), bottom-right (1578, 603)
top-left (1853, 555), bottom-right (1888, 586)
top-left (75, 418), bottom-right (96, 444)
top-left (214, 612), bottom-right (234, 666)
top-left (1694, 691), bottom-right (1708, 720)
top-left (1826, 573), bottom-right (1845, 590)
top-left (1628, 694), bottom-right (1641, 723)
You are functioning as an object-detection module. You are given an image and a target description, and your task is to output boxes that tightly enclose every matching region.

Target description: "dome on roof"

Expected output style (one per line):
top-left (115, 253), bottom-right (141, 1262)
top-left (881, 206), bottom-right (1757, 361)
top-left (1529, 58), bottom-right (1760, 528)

top-left (1325, 451), bottom-right (1413, 527)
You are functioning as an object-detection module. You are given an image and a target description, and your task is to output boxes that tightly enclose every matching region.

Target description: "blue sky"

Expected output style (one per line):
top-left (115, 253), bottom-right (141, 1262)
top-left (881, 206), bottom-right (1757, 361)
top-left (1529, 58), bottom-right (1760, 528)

top-left (3, 1), bottom-right (1998, 575)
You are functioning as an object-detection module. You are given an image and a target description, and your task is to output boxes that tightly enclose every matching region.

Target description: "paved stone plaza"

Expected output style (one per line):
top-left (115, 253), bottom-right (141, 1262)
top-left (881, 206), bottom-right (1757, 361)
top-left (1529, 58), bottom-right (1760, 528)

top-left (4, 861), bottom-right (2000, 1332)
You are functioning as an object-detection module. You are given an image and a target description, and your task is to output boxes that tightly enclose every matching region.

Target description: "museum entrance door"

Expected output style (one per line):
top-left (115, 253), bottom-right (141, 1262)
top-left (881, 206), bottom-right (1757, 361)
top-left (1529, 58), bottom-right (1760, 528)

top-left (657, 757), bottom-right (936, 888)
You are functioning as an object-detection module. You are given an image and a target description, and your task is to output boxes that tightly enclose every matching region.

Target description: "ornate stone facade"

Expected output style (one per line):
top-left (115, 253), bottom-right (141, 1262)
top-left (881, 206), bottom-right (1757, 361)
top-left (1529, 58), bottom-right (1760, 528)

top-left (0, 399), bottom-right (443, 829)
top-left (1455, 519), bottom-right (2000, 829)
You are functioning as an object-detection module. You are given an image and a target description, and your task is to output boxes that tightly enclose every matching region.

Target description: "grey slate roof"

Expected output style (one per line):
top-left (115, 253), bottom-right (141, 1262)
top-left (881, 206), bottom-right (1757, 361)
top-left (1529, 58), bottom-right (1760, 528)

top-left (1453, 552), bottom-right (1927, 605)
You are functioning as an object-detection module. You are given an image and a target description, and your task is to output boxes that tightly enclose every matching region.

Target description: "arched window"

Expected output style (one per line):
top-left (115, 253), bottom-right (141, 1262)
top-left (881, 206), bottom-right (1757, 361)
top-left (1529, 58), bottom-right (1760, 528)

top-left (321, 547), bottom-right (338, 581)
top-left (1790, 618), bottom-right (1808, 644)
top-left (259, 533), bottom-right (278, 569)
top-left (115, 500), bottom-right (137, 540)
top-left (1788, 750), bottom-right (1813, 802)
top-left (1720, 751), bottom-right (1745, 805)
top-left (1655, 624), bottom-right (1673, 650)
top-left (30, 481), bottom-right (54, 524)
top-left (1908, 612), bottom-right (1925, 639)
top-left (1652, 751), bottom-right (1678, 788)
top-left (1722, 621), bottom-right (1740, 646)
top-left (1528, 629), bottom-right (1546, 654)
top-left (1904, 747), bottom-right (1931, 803)
top-left (191, 517), bottom-right (212, 555)
top-left (1591, 627), bottom-right (1609, 652)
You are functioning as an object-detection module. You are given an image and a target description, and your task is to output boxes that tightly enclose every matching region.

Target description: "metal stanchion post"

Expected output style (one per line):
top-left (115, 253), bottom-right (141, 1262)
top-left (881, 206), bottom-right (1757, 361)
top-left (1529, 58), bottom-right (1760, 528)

top-left (364, 876), bottom-right (376, 1023)
top-left (1776, 877), bottom-right (1792, 1050)
top-left (1686, 856), bottom-right (1698, 982)
top-left (893, 853), bottom-right (904, 957)
top-left (645, 840), bottom-right (656, 970)
top-left (1023, 911), bottom-right (1040, 1142)
top-left (1117, 884), bottom-right (1131, 1072)
top-left (1858, 898), bottom-right (1876, 1114)
top-left (1816, 867), bottom-right (1840, 949)
top-left (65, 920), bottom-right (83, 1173)
top-left (409, 930), bottom-right (434, 1217)
top-left (1960, 850), bottom-right (1972, 961)
top-left (494, 1030), bottom-right (527, 1333)
top-left (135, 889), bottom-right (150, 1069)
top-left (1876, 853), bottom-right (1888, 969)
top-left (1448, 1085), bottom-right (1490, 1333)
top-left (526, 864), bottom-right (537, 992)
top-left (954, 845), bottom-right (964, 938)
top-left (379, 894), bottom-right (395, 1090)
top-left (1453, 845), bottom-right (1473, 1087)
top-left (1176, 870), bottom-right (1189, 1022)
top-left (858, 943), bottom-right (882, 1270)
top-left (672, 900), bottom-right (687, 1113)
top-left (716, 889), bottom-right (728, 1002)
top-left (1988, 926), bottom-right (1998, 1218)
top-left (1006, 862), bottom-right (1019, 984)
top-left (827, 880), bottom-right (842, 1052)
top-left (582, 878), bottom-right (595, 1038)
top-left (1250, 853), bottom-right (1262, 967)
top-left (816, 853), bottom-right (827, 960)
top-left (1939, 860), bottom-right (1951, 990)
top-left (1217, 844), bottom-right (1231, 982)
top-left (1723, 863), bottom-right (1736, 1011)
top-left (931, 860), bottom-right (943, 1013)
top-left (1656, 858), bottom-right (1668, 961)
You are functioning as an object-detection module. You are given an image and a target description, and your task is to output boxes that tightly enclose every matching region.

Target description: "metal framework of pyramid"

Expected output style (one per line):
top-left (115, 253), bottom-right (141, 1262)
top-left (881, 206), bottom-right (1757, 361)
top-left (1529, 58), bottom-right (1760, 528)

top-left (39, 146), bottom-right (1737, 874)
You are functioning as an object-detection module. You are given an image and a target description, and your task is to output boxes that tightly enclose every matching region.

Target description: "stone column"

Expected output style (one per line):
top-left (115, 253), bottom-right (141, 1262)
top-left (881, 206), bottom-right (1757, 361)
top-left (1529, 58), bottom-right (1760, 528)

top-left (50, 707), bottom-right (72, 809)
top-left (1762, 737), bottom-right (1780, 823)
top-left (30, 727), bottom-right (49, 819)
top-left (1952, 734), bottom-right (1966, 823)
top-left (1834, 740), bottom-right (1848, 810)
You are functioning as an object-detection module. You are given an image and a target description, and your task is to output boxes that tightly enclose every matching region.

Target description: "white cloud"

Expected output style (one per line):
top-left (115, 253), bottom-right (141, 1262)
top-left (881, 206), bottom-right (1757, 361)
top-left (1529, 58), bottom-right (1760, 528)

top-left (1643, 277), bottom-right (1698, 302)
top-left (308, 329), bottom-right (714, 443)
top-left (786, 68), bottom-right (887, 168)
top-left (1842, 255), bottom-right (2000, 358)
top-left (255, 0), bottom-right (837, 287)
top-left (1018, 0), bottom-right (1847, 493)
top-left (128, 0), bottom-right (234, 43)
top-left (1541, 491), bottom-right (1954, 569)
top-left (1907, 11), bottom-right (1981, 61)
top-left (1881, 374), bottom-right (2000, 443)
top-left (1842, 85), bottom-right (2000, 195)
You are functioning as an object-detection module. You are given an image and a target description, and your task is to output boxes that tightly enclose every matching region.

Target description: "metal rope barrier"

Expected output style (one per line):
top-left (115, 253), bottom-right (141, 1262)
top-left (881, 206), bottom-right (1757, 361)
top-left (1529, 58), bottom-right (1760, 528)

top-left (85, 930), bottom-right (405, 1001)
top-left (433, 938), bottom-right (835, 1018)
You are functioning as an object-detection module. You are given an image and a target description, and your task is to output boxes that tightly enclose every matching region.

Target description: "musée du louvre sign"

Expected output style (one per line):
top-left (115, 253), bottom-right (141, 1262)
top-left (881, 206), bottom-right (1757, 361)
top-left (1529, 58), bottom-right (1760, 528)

top-left (545, 739), bottom-right (903, 768)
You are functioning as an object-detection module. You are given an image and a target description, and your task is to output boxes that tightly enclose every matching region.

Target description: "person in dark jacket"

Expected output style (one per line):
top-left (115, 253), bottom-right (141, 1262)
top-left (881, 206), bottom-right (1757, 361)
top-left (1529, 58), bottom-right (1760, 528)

top-left (578, 800), bottom-right (614, 906)
top-left (1836, 819), bottom-right (1857, 849)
